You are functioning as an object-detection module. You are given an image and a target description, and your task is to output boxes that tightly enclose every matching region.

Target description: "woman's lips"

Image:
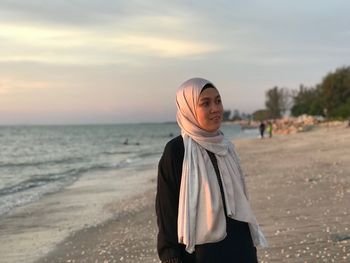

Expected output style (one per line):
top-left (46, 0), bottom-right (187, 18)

top-left (210, 115), bottom-right (222, 120)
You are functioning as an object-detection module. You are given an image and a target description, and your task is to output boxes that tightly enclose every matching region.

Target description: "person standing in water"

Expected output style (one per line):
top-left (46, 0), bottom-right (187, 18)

top-left (156, 78), bottom-right (267, 263)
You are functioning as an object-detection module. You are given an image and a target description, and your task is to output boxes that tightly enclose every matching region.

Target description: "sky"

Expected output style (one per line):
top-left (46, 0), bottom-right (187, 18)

top-left (0, 0), bottom-right (349, 124)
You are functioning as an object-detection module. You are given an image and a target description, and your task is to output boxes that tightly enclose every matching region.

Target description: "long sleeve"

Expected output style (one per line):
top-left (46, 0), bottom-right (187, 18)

top-left (155, 136), bottom-right (185, 262)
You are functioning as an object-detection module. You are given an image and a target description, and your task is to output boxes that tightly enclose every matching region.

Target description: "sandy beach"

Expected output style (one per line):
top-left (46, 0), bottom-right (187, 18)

top-left (237, 124), bottom-right (350, 262)
top-left (2, 124), bottom-right (349, 263)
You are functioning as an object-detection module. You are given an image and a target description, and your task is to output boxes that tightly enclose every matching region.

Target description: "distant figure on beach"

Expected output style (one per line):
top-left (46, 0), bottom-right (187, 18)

top-left (267, 121), bottom-right (273, 138)
top-left (155, 78), bottom-right (267, 263)
top-left (259, 121), bottom-right (266, 139)
top-left (123, 138), bottom-right (128, 145)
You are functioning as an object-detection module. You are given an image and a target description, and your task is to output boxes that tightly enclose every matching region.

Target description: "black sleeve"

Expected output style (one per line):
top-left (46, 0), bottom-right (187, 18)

top-left (155, 136), bottom-right (184, 262)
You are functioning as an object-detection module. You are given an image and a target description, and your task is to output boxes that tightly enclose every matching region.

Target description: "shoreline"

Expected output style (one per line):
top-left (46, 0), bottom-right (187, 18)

top-left (0, 160), bottom-right (158, 263)
top-left (2, 124), bottom-right (350, 262)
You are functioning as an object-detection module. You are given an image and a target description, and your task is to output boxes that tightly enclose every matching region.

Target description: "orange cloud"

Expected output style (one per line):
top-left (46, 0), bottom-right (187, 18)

top-left (114, 35), bottom-right (219, 57)
top-left (0, 78), bottom-right (51, 94)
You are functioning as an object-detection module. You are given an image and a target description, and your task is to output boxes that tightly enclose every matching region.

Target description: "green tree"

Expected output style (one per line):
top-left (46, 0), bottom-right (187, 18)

top-left (252, 109), bottom-right (271, 121)
top-left (240, 112), bottom-right (251, 120)
top-left (319, 66), bottom-right (350, 118)
top-left (223, 110), bottom-right (231, 121)
top-left (291, 84), bottom-right (323, 116)
top-left (265, 86), bottom-right (290, 118)
top-left (232, 109), bottom-right (241, 121)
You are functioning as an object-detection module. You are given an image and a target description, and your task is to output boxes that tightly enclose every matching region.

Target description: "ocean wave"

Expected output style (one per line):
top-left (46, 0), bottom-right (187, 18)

top-left (0, 157), bottom-right (149, 217)
top-left (0, 158), bottom-right (140, 197)
top-left (0, 170), bottom-right (78, 196)
top-left (0, 179), bottom-right (68, 217)
top-left (0, 153), bottom-right (163, 217)
top-left (0, 156), bottom-right (85, 168)
top-left (101, 150), bottom-right (133, 155)
top-left (137, 151), bottom-right (163, 159)
top-left (0, 123), bottom-right (181, 217)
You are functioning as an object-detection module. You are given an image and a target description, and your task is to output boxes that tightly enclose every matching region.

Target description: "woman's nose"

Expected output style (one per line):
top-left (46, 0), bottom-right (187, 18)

top-left (210, 103), bottom-right (220, 113)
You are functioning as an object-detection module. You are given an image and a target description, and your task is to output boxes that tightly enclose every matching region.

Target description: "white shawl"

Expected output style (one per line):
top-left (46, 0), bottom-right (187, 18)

top-left (176, 78), bottom-right (267, 253)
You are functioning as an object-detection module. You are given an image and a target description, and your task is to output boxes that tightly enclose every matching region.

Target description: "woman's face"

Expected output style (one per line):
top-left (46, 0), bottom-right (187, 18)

top-left (196, 87), bottom-right (223, 132)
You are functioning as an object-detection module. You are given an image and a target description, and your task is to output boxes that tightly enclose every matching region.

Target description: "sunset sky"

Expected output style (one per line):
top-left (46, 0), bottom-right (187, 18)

top-left (0, 0), bottom-right (349, 124)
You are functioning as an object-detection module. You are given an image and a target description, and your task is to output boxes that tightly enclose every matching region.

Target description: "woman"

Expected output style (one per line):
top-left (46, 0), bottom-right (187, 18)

top-left (156, 78), bottom-right (267, 263)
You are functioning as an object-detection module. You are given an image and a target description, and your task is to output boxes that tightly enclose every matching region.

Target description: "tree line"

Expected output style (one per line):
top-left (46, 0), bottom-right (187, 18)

top-left (253, 66), bottom-right (350, 121)
top-left (223, 109), bottom-right (252, 122)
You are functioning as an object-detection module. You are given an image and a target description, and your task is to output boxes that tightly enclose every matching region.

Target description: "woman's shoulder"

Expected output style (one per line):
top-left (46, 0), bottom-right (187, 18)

top-left (164, 135), bottom-right (184, 153)
top-left (160, 135), bottom-right (184, 165)
top-left (159, 135), bottom-right (184, 175)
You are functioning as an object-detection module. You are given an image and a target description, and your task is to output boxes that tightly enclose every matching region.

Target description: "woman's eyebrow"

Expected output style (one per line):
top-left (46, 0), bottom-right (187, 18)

top-left (199, 95), bottom-right (221, 102)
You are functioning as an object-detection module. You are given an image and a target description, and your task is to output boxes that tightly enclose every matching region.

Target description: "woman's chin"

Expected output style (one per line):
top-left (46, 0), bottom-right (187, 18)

top-left (204, 124), bottom-right (221, 133)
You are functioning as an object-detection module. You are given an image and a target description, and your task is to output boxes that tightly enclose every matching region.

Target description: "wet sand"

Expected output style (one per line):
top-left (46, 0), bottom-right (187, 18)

top-left (11, 124), bottom-right (350, 263)
top-left (0, 162), bottom-right (158, 263)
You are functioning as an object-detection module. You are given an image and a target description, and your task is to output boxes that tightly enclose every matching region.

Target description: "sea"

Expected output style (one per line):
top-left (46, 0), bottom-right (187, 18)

top-left (0, 122), bottom-right (258, 218)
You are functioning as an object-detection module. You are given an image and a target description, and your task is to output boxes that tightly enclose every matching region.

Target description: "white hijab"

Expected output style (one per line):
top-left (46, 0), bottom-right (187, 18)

top-left (176, 78), bottom-right (267, 253)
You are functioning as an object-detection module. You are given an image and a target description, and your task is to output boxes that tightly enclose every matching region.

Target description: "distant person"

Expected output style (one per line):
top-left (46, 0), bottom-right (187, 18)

top-left (156, 78), bottom-right (267, 263)
top-left (259, 121), bottom-right (266, 139)
top-left (267, 121), bottom-right (273, 138)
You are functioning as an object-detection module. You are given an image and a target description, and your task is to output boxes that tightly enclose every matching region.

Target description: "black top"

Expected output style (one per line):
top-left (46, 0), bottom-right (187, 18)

top-left (155, 136), bottom-right (258, 263)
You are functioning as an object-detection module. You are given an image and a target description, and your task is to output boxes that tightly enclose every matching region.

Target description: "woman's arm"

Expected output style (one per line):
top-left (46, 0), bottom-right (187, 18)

top-left (155, 137), bottom-right (184, 263)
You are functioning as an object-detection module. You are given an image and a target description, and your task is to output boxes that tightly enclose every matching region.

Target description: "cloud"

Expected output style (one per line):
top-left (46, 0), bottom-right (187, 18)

top-left (0, 15), bottom-right (221, 66)
top-left (0, 1), bottom-right (226, 65)
top-left (0, 78), bottom-right (51, 94)
top-left (113, 35), bottom-right (219, 57)
top-left (0, 0), bottom-right (122, 26)
top-left (0, 0), bottom-right (189, 27)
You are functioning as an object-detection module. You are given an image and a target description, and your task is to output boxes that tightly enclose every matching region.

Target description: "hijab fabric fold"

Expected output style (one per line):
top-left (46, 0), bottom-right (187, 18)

top-left (176, 78), bottom-right (267, 253)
